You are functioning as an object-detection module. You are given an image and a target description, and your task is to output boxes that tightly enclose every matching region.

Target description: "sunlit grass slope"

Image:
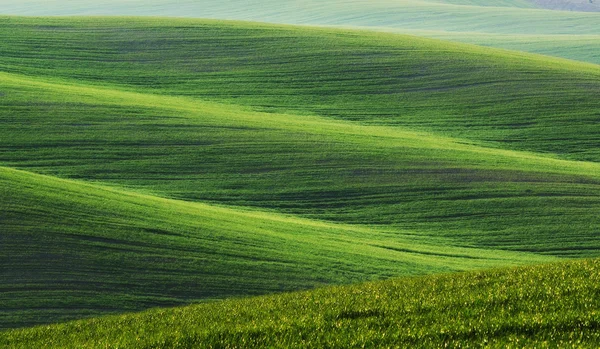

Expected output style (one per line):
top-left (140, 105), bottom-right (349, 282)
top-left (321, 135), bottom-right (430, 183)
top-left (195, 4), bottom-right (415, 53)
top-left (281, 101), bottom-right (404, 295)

top-left (2, 67), bottom-right (600, 258)
top-left (2, 166), bottom-right (553, 328)
top-left (1, 1), bottom-right (600, 64)
top-left (3, 258), bottom-right (600, 348)
top-left (1, 17), bottom-right (600, 163)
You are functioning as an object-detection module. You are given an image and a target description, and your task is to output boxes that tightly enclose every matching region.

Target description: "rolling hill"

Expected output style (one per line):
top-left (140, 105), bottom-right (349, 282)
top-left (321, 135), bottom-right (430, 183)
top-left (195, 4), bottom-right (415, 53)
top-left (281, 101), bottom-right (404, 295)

top-left (1, 0), bottom-right (600, 64)
top-left (2, 17), bottom-right (600, 161)
top-left (1, 17), bottom-right (600, 330)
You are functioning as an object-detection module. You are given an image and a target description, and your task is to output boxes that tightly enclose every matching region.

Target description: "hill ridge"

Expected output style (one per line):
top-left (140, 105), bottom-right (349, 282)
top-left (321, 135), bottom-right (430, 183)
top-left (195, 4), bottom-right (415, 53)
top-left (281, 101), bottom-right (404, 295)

top-left (2, 18), bottom-right (599, 162)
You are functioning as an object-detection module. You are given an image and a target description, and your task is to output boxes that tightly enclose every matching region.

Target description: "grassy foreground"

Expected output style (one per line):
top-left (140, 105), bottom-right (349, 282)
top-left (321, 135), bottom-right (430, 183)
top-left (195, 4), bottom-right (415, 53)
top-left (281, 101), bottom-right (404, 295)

top-left (2, 258), bottom-right (599, 348)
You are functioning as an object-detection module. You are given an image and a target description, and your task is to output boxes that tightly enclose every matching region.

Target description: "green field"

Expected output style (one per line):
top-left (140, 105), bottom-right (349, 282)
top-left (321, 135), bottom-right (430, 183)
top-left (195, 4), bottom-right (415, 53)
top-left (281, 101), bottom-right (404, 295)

top-left (401, 31), bottom-right (600, 65)
top-left (2, 17), bottom-right (600, 161)
top-left (1, 16), bottom-right (600, 333)
top-left (0, 11), bottom-right (599, 347)
top-left (2, 0), bottom-right (600, 64)
top-left (3, 258), bottom-right (600, 348)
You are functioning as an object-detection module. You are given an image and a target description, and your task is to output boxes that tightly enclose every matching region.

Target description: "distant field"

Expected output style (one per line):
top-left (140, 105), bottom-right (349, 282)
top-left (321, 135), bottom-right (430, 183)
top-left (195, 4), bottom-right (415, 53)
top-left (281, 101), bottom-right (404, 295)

top-left (1, 0), bottom-right (600, 64)
top-left (3, 258), bottom-right (600, 348)
top-left (405, 31), bottom-right (600, 65)
top-left (532, 0), bottom-right (600, 11)
top-left (1, 1), bottom-right (597, 35)
top-left (1, 17), bottom-right (599, 329)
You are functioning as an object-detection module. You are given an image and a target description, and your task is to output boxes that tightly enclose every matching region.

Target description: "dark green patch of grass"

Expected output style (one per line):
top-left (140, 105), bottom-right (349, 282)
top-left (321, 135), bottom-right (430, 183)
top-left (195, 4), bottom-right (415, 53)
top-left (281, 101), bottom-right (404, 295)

top-left (1, 68), bottom-right (599, 258)
top-left (2, 0), bottom-right (600, 67)
top-left (0, 19), bottom-right (598, 255)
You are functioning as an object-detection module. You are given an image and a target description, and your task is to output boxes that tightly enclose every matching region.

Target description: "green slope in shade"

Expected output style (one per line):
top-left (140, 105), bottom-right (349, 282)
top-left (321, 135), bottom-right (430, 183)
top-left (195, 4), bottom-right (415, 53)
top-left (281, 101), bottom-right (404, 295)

top-left (2, 258), bottom-right (599, 348)
top-left (0, 166), bottom-right (554, 328)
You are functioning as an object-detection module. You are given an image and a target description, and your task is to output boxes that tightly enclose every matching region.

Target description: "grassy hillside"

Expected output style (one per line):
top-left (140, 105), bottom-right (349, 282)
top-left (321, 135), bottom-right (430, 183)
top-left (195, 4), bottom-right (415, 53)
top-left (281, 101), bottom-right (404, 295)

top-left (2, 258), bottom-right (600, 348)
top-left (1, 17), bottom-right (600, 329)
top-left (1, 0), bottom-right (600, 64)
top-left (0, 166), bottom-right (553, 329)
top-left (1, 19), bottom-right (599, 252)
top-left (2, 65), bottom-right (600, 254)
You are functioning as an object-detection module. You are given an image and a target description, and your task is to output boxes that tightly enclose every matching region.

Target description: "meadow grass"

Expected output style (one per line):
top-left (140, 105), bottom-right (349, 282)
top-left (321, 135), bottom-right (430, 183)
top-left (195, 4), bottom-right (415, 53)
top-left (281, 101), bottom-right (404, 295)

top-left (361, 28), bottom-right (600, 65)
top-left (2, 258), bottom-right (600, 348)
top-left (0, 0), bottom-right (596, 35)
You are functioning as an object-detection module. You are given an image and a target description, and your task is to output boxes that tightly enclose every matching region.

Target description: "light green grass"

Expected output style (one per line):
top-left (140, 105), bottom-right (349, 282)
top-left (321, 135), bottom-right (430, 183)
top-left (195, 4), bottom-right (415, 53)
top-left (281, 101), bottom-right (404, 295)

top-left (419, 32), bottom-right (600, 65)
top-left (0, 0), bottom-right (592, 35)
top-left (355, 28), bottom-right (600, 65)
top-left (2, 258), bottom-right (600, 348)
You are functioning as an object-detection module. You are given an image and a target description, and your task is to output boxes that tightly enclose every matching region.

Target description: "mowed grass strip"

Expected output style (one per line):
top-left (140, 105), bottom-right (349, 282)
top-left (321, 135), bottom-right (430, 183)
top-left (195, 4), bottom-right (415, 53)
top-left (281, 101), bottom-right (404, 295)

top-left (0, 166), bottom-right (553, 328)
top-left (1, 17), bottom-right (600, 161)
top-left (2, 258), bottom-right (599, 348)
